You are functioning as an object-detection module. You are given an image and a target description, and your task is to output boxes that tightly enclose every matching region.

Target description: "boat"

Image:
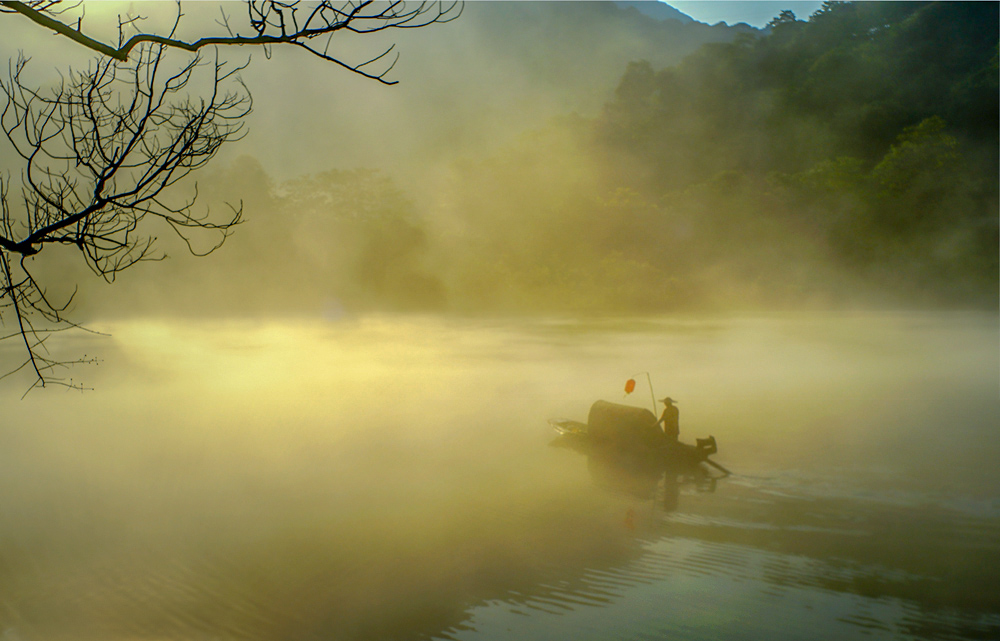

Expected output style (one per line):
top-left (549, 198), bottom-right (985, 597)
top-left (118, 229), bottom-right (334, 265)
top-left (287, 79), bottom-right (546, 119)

top-left (549, 400), bottom-right (729, 476)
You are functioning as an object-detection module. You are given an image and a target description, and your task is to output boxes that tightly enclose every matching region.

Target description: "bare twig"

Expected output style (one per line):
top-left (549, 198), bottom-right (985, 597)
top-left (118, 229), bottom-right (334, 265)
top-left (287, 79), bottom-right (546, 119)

top-left (0, 44), bottom-right (247, 391)
top-left (0, 0), bottom-right (460, 393)
top-left (1, 0), bottom-right (462, 84)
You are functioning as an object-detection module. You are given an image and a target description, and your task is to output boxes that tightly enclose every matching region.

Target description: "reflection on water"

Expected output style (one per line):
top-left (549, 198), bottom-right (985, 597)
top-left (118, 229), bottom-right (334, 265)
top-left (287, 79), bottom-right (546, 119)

top-left (550, 428), bottom-right (720, 504)
top-left (0, 313), bottom-right (997, 640)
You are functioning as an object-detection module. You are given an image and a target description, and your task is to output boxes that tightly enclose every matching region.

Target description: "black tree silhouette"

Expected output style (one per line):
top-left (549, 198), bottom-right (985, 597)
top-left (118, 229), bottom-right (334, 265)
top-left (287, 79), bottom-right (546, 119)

top-left (0, 1), bottom-right (460, 393)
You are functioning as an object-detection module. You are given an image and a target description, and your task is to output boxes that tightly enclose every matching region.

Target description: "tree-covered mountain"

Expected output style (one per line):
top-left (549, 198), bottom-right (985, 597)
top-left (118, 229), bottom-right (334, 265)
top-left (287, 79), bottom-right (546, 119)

top-left (589, 0), bottom-right (999, 307)
top-left (616, 1), bottom-right (698, 24)
top-left (427, 1), bottom-right (998, 312)
top-left (600, 1), bottom-right (997, 181)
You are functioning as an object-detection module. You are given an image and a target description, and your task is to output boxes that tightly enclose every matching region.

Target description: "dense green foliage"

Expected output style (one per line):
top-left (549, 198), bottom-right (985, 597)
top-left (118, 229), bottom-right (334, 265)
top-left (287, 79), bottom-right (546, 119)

top-left (588, 0), bottom-right (998, 307)
top-left (431, 2), bottom-right (999, 311)
top-left (603, 2), bottom-right (997, 175)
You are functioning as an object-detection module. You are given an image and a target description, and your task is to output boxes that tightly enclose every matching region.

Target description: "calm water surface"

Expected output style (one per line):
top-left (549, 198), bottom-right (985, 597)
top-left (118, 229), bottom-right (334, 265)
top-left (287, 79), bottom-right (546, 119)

top-left (1, 312), bottom-right (997, 640)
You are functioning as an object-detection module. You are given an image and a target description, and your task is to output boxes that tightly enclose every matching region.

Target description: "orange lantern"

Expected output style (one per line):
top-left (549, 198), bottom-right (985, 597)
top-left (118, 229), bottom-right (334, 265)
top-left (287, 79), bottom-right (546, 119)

top-left (624, 378), bottom-right (636, 394)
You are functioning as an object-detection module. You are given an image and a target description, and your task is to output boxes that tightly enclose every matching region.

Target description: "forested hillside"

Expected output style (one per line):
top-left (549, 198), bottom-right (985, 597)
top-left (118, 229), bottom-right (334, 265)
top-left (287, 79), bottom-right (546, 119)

top-left (433, 1), bottom-right (998, 311)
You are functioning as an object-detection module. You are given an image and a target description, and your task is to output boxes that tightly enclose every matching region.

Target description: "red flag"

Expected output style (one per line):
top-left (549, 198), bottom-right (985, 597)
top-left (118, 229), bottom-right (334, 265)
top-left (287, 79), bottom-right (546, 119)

top-left (624, 378), bottom-right (636, 394)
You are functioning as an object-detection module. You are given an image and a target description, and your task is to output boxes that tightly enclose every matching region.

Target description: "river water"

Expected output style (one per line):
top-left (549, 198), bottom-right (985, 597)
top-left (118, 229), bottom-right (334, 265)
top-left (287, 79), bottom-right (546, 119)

top-left (1, 312), bottom-right (997, 640)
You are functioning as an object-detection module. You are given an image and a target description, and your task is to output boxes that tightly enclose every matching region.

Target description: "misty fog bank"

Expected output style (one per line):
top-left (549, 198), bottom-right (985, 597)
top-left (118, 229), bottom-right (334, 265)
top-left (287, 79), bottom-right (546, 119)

top-left (4, 2), bottom-right (997, 326)
top-left (5, 310), bottom-right (998, 484)
top-left (22, 2), bottom-right (988, 323)
top-left (234, 1), bottom-right (756, 178)
top-left (3, 311), bottom-right (997, 638)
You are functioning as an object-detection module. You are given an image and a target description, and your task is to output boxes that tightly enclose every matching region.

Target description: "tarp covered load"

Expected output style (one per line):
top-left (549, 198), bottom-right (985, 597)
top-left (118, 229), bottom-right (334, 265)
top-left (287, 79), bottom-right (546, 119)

top-left (587, 400), bottom-right (664, 449)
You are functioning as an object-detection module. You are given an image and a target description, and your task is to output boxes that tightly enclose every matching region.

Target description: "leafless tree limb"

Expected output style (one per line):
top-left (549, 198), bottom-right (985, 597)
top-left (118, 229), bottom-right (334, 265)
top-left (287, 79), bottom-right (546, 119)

top-left (0, 44), bottom-right (249, 391)
top-left (0, 1), bottom-right (460, 393)
top-left (0, 0), bottom-right (462, 84)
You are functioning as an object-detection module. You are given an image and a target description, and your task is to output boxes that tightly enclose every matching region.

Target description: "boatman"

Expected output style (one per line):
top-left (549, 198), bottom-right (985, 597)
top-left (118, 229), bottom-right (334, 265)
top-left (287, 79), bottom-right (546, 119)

top-left (657, 397), bottom-right (679, 443)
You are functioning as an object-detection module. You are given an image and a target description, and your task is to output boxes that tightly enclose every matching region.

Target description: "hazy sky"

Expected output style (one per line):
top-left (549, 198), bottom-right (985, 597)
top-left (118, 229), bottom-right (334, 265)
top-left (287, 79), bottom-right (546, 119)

top-left (667, 1), bottom-right (825, 26)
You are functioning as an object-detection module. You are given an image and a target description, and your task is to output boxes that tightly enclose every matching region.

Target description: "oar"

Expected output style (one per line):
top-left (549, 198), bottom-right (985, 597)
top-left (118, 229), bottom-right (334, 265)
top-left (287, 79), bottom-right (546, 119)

top-left (704, 458), bottom-right (733, 477)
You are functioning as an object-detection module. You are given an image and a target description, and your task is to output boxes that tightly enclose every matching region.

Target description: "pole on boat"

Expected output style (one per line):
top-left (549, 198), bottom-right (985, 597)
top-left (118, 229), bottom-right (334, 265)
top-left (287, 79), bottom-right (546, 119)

top-left (645, 372), bottom-right (656, 415)
top-left (625, 373), bottom-right (733, 477)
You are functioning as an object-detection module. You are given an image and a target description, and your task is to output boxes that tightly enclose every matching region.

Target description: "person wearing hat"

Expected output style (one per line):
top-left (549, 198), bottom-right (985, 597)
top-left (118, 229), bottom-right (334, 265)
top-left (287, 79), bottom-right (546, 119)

top-left (657, 397), bottom-right (679, 443)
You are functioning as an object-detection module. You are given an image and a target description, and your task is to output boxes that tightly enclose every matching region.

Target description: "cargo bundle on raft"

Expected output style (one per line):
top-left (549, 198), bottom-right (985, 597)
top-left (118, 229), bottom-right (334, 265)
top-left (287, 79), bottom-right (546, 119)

top-left (549, 400), bottom-right (730, 476)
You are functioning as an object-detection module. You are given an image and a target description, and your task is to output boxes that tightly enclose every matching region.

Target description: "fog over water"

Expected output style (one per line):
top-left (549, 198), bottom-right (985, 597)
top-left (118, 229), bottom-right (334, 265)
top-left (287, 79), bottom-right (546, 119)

top-left (0, 1), bottom-right (998, 639)
top-left (1, 312), bottom-right (997, 639)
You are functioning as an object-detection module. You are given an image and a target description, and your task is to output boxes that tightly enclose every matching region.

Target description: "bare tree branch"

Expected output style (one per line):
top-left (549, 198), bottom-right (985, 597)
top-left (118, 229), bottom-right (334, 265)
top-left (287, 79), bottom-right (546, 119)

top-left (0, 44), bottom-right (249, 391)
top-left (1, 0), bottom-right (462, 84)
top-left (0, 1), bottom-right (460, 393)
